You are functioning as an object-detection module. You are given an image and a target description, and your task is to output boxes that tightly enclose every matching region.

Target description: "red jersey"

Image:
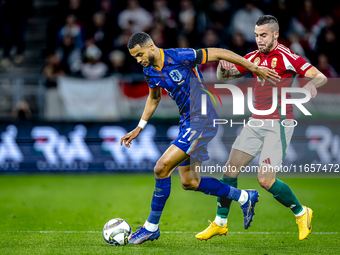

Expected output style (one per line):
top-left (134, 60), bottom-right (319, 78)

top-left (235, 43), bottom-right (313, 119)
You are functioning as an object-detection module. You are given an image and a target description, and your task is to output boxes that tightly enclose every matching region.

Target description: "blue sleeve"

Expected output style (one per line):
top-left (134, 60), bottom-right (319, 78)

top-left (144, 70), bottom-right (160, 91)
top-left (175, 48), bottom-right (208, 66)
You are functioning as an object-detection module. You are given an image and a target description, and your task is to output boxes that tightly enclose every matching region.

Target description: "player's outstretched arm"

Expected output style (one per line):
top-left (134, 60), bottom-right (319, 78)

top-left (120, 89), bottom-right (161, 148)
top-left (302, 66), bottom-right (327, 98)
top-left (217, 60), bottom-right (243, 81)
top-left (207, 48), bottom-right (280, 85)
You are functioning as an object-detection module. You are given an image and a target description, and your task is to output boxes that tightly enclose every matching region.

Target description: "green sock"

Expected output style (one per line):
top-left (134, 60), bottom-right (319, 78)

top-left (216, 177), bottom-right (238, 218)
top-left (267, 179), bottom-right (303, 215)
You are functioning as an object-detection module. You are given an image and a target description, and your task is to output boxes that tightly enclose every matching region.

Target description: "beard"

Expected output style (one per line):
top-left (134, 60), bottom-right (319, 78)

top-left (145, 53), bottom-right (155, 68)
top-left (259, 35), bottom-right (275, 54)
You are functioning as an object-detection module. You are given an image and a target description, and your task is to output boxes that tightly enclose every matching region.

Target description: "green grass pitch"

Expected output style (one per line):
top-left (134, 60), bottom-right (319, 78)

top-left (0, 174), bottom-right (339, 254)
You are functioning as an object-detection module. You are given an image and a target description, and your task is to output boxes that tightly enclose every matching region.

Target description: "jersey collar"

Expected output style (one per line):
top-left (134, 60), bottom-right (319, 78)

top-left (154, 48), bottom-right (164, 71)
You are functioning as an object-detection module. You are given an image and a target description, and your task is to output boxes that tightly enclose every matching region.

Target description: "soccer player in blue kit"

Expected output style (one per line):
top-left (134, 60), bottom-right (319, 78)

top-left (120, 32), bottom-right (280, 244)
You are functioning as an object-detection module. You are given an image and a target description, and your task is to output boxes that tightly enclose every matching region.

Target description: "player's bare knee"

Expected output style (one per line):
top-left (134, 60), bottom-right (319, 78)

top-left (258, 177), bottom-right (274, 190)
top-left (181, 178), bottom-right (198, 190)
top-left (154, 161), bottom-right (169, 178)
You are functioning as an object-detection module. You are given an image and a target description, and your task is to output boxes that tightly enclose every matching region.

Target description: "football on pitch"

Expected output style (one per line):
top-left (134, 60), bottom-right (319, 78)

top-left (102, 218), bottom-right (132, 246)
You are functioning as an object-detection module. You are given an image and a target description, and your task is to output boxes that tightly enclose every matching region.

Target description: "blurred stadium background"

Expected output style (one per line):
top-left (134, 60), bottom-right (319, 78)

top-left (0, 0), bottom-right (338, 173)
top-left (0, 0), bottom-right (340, 253)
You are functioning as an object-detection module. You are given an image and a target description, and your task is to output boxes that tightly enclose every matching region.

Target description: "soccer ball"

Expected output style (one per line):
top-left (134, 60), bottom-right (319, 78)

top-left (102, 218), bottom-right (132, 246)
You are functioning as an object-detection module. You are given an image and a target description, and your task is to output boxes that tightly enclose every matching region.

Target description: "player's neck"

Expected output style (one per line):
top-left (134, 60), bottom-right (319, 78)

top-left (153, 47), bottom-right (163, 69)
top-left (267, 41), bottom-right (278, 54)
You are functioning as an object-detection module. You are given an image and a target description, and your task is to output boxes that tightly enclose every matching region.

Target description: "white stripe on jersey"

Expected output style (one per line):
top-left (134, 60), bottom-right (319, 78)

top-left (246, 50), bottom-right (259, 62)
top-left (280, 52), bottom-right (297, 72)
top-left (277, 45), bottom-right (298, 60)
top-left (277, 44), bottom-right (292, 54)
top-left (193, 49), bottom-right (196, 58)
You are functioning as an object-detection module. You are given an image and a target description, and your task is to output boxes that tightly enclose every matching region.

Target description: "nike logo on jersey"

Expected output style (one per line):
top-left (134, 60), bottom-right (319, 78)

top-left (178, 140), bottom-right (187, 144)
top-left (156, 81), bottom-right (160, 86)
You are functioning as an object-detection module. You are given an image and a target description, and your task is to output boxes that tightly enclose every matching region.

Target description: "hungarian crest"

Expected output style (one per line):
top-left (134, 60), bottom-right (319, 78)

top-left (254, 57), bottom-right (261, 66)
top-left (271, 58), bottom-right (278, 68)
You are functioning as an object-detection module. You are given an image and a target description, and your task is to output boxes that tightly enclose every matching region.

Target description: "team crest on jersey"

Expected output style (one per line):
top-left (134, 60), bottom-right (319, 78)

top-left (271, 58), bottom-right (278, 68)
top-left (169, 70), bottom-right (182, 82)
top-left (254, 57), bottom-right (260, 66)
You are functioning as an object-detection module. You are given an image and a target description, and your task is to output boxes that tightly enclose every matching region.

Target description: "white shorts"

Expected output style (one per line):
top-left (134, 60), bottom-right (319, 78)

top-left (232, 118), bottom-right (294, 167)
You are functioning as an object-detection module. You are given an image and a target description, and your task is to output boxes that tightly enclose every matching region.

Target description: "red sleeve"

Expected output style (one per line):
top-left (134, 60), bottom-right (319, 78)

top-left (234, 51), bottom-right (259, 76)
top-left (287, 53), bottom-right (313, 76)
top-left (235, 64), bottom-right (251, 76)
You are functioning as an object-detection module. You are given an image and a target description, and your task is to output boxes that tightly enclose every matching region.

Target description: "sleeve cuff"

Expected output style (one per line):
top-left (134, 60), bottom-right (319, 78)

top-left (149, 87), bottom-right (160, 91)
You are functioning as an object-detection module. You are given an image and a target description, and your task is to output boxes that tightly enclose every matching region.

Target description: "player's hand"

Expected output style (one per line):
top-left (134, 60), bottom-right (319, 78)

top-left (303, 83), bottom-right (317, 98)
top-left (220, 60), bottom-right (235, 70)
top-left (120, 127), bottom-right (142, 148)
top-left (254, 66), bottom-right (281, 86)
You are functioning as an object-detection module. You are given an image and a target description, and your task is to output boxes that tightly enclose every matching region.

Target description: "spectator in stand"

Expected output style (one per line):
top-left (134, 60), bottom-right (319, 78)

top-left (177, 34), bottom-right (190, 48)
top-left (291, 0), bottom-right (325, 51)
top-left (178, 0), bottom-right (198, 47)
top-left (289, 33), bottom-right (311, 63)
top-left (46, 0), bottom-right (86, 51)
top-left (208, 0), bottom-right (232, 33)
top-left (199, 29), bottom-right (221, 78)
top-left (315, 15), bottom-right (340, 73)
top-left (114, 29), bottom-right (142, 73)
top-left (85, 12), bottom-right (112, 56)
top-left (80, 44), bottom-right (108, 80)
top-left (108, 50), bottom-right (129, 74)
top-left (118, 0), bottom-right (153, 34)
top-left (12, 100), bottom-right (32, 121)
top-left (153, 0), bottom-right (176, 29)
top-left (270, 0), bottom-right (292, 39)
top-left (332, 3), bottom-right (340, 26)
top-left (67, 0), bottom-right (86, 25)
top-left (1, 0), bottom-right (34, 69)
top-left (316, 53), bottom-right (338, 78)
top-left (56, 34), bottom-right (82, 74)
top-left (58, 14), bottom-right (85, 51)
top-left (42, 51), bottom-right (65, 88)
top-left (99, 0), bottom-right (115, 24)
top-left (98, 0), bottom-right (118, 43)
top-left (200, 29), bottom-right (222, 48)
top-left (152, 0), bottom-right (177, 47)
top-left (230, 1), bottom-right (264, 46)
top-left (228, 31), bottom-right (250, 57)
top-left (149, 21), bottom-right (167, 48)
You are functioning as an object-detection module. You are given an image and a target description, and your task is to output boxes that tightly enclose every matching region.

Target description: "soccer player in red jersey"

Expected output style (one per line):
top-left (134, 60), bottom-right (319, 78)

top-left (196, 15), bottom-right (327, 241)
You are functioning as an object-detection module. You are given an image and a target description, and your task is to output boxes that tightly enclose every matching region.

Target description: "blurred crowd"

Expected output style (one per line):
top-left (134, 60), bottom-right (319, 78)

top-left (3, 0), bottom-right (339, 83)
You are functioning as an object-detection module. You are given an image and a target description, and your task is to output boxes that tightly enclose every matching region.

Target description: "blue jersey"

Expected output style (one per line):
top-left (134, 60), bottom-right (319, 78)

top-left (143, 48), bottom-right (216, 119)
top-left (143, 48), bottom-right (218, 164)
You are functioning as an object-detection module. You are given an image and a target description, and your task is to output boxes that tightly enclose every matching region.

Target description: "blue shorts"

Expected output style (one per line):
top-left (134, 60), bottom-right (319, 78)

top-left (172, 116), bottom-right (218, 166)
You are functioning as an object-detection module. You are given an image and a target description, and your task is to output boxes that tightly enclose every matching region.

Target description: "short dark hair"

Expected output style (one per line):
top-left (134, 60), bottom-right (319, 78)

top-left (127, 32), bottom-right (152, 49)
top-left (256, 15), bottom-right (279, 32)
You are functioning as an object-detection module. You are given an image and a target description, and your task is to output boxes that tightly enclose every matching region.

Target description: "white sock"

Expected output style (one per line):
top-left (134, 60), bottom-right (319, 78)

top-left (238, 190), bottom-right (249, 205)
top-left (295, 207), bottom-right (306, 217)
top-left (214, 215), bottom-right (227, 227)
top-left (144, 220), bottom-right (158, 232)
